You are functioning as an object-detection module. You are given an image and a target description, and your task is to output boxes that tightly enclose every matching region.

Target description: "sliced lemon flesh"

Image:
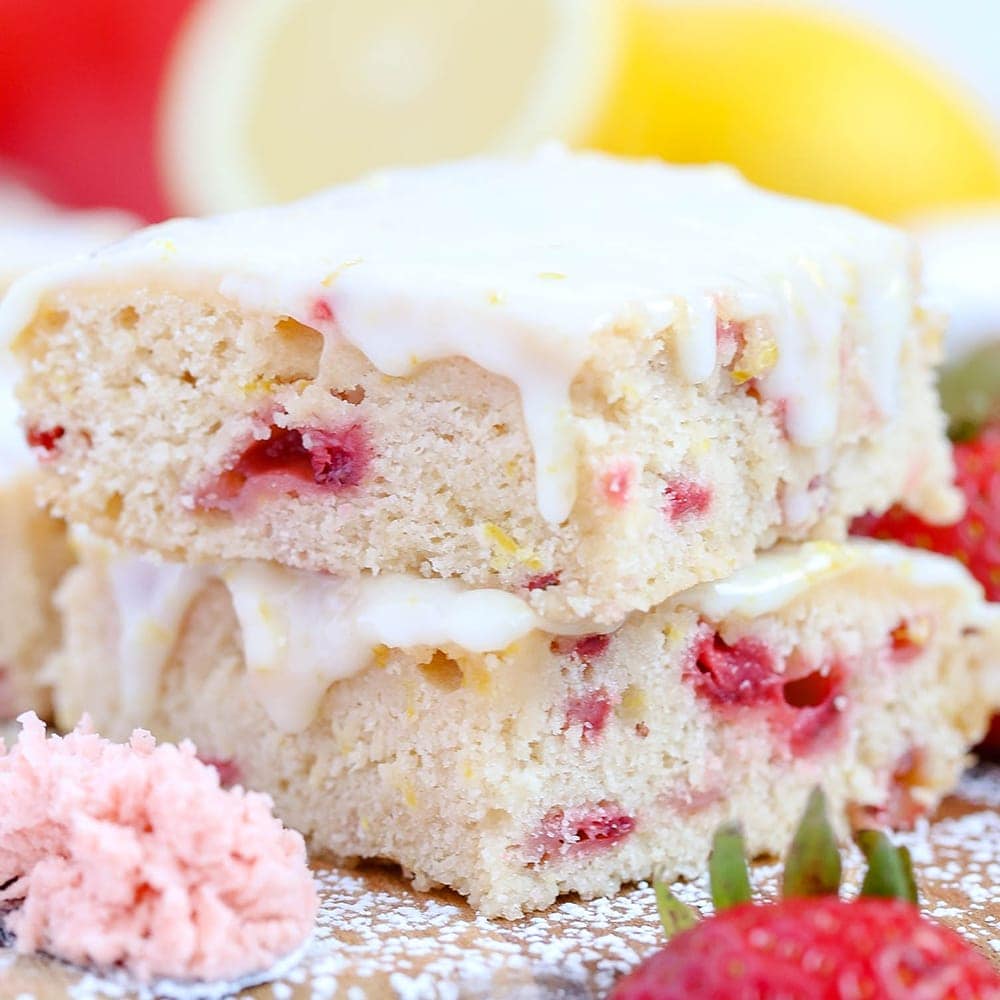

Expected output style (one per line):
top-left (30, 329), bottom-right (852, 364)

top-left (161, 0), bottom-right (619, 213)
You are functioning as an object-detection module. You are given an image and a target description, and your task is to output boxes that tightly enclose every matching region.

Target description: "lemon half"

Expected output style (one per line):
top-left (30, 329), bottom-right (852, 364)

top-left (159, 0), bottom-right (621, 214)
top-left (159, 0), bottom-right (1000, 220)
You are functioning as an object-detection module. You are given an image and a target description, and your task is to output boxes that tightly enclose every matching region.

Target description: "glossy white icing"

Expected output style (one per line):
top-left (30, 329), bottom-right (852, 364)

top-left (107, 556), bottom-right (211, 722)
top-left (92, 538), bottom-right (996, 735)
top-left (224, 563), bottom-right (540, 732)
top-left (0, 148), bottom-right (916, 522)
top-left (82, 539), bottom-right (547, 733)
top-left (683, 539), bottom-right (988, 619)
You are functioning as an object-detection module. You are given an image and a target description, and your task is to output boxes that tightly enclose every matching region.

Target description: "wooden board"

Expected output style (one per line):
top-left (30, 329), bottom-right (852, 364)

top-left (1, 766), bottom-right (998, 999)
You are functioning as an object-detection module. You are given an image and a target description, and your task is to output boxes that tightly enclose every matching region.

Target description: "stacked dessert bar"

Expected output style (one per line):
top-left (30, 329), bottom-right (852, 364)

top-left (0, 185), bottom-right (132, 720)
top-left (3, 149), bottom-right (997, 916)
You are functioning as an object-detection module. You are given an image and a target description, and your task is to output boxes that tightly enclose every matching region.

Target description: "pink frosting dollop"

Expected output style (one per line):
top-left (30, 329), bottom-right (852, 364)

top-left (0, 712), bottom-right (316, 984)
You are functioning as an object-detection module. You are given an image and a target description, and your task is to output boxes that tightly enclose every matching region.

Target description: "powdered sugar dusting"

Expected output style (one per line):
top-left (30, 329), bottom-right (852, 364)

top-left (2, 767), bottom-right (997, 999)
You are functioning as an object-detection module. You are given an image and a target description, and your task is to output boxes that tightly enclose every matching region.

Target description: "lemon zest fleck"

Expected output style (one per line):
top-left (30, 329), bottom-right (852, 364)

top-left (321, 257), bottom-right (363, 286)
top-left (482, 522), bottom-right (542, 570)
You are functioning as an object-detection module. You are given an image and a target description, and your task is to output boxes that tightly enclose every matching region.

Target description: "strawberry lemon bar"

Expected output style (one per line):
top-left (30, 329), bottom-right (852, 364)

top-left (0, 186), bottom-right (132, 719)
top-left (4, 150), bottom-right (993, 918)
top-left (48, 538), bottom-right (998, 917)
top-left (2, 149), bottom-right (959, 627)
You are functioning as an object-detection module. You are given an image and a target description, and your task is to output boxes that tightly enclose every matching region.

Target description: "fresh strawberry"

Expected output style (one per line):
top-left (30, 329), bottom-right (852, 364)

top-left (936, 352), bottom-right (1000, 759)
top-left (609, 789), bottom-right (1000, 1000)
top-left (851, 423), bottom-right (1000, 601)
top-left (938, 344), bottom-right (1000, 443)
top-left (610, 896), bottom-right (999, 1000)
top-left (851, 423), bottom-right (1000, 758)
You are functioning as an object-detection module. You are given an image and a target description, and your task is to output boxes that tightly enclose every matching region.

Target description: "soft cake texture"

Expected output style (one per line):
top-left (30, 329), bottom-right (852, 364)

top-left (0, 475), bottom-right (71, 718)
top-left (4, 151), bottom-right (959, 625)
top-left (0, 712), bottom-right (316, 983)
top-left (7, 156), bottom-right (990, 928)
top-left (49, 541), bottom-right (999, 917)
top-left (0, 192), bottom-right (134, 720)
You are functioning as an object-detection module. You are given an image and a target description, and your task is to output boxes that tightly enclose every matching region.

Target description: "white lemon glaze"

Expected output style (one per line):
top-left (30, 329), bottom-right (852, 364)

top-left (86, 538), bottom-right (995, 734)
top-left (107, 556), bottom-right (212, 722)
top-left (683, 539), bottom-right (990, 620)
top-left (74, 525), bottom-right (553, 733)
top-left (0, 148), bottom-right (917, 521)
top-left (223, 563), bottom-right (541, 732)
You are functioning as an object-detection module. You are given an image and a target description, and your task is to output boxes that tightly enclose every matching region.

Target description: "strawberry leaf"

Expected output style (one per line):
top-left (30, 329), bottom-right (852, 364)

top-left (782, 786), bottom-right (841, 898)
top-left (939, 344), bottom-right (1000, 441)
top-left (856, 830), bottom-right (918, 903)
top-left (708, 822), bottom-right (753, 910)
top-left (896, 845), bottom-right (919, 904)
top-left (654, 880), bottom-right (699, 938)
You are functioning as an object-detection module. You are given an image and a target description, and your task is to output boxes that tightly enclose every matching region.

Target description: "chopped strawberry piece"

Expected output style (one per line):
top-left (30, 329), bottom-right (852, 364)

top-left (782, 668), bottom-right (837, 708)
top-left (526, 802), bottom-right (635, 863)
top-left (525, 571), bottom-right (561, 591)
top-left (716, 317), bottom-right (745, 353)
top-left (688, 632), bottom-right (778, 707)
top-left (784, 667), bottom-right (845, 756)
top-left (310, 299), bottom-right (334, 323)
top-left (550, 633), bottom-right (611, 662)
top-left (305, 428), bottom-right (364, 485)
top-left (195, 421), bottom-right (370, 512)
top-left (25, 424), bottom-right (65, 453)
top-left (600, 459), bottom-right (636, 508)
top-left (663, 479), bottom-right (712, 520)
top-left (564, 689), bottom-right (614, 741)
top-left (660, 782), bottom-right (723, 816)
top-left (686, 629), bottom-right (844, 757)
top-left (574, 633), bottom-right (612, 661)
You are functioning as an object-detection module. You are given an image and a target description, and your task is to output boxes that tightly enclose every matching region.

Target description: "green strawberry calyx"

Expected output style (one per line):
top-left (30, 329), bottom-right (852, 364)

top-left (938, 343), bottom-right (1000, 442)
top-left (653, 787), bottom-right (918, 938)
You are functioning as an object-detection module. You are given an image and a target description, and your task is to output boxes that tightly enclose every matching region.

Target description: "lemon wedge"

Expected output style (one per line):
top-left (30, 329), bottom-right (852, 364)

top-left (160, 0), bottom-right (621, 213)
